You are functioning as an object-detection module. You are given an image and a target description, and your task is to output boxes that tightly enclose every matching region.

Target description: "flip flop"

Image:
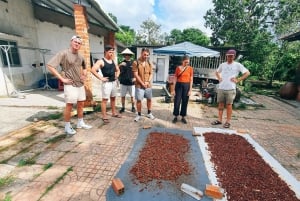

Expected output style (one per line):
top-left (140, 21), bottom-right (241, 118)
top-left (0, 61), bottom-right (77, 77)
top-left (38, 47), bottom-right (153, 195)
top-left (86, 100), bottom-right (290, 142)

top-left (102, 118), bottom-right (110, 124)
top-left (211, 120), bottom-right (222, 125)
top-left (112, 114), bottom-right (122, 118)
top-left (223, 122), bottom-right (231, 128)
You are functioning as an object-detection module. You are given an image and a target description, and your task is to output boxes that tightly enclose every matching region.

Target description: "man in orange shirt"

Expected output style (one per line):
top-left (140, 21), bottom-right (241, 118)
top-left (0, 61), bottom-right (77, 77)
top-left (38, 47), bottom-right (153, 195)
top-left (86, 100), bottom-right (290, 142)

top-left (172, 55), bottom-right (193, 124)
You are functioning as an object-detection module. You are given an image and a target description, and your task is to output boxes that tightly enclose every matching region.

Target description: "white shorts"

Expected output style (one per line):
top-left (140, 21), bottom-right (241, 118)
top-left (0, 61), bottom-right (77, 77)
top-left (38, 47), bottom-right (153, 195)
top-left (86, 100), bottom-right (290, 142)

top-left (101, 81), bottom-right (118, 99)
top-left (120, 84), bottom-right (135, 97)
top-left (64, 85), bottom-right (86, 104)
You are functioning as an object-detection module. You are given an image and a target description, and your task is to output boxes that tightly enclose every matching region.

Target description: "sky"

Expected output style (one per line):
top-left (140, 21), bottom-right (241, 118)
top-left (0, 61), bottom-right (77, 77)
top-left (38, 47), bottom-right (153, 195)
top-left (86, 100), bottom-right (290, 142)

top-left (95, 0), bottom-right (214, 36)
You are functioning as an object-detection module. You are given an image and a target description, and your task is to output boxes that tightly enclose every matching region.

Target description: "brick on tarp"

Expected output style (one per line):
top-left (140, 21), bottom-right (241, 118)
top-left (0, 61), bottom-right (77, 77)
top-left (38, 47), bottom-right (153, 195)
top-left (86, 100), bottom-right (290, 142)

top-left (112, 178), bottom-right (125, 195)
top-left (205, 184), bottom-right (224, 199)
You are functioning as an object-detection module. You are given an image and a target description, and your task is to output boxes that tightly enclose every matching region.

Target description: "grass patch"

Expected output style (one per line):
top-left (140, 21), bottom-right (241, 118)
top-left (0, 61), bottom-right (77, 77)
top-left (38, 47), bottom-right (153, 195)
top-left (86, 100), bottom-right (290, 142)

top-left (45, 134), bottom-right (66, 144)
top-left (43, 163), bottom-right (53, 171)
top-left (38, 167), bottom-right (73, 201)
top-left (47, 106), bottom-right (59, 110)
top-left (18, 158), bottom-right (36, 166)
top-left (0, 175), bottom-right (15, 188)
top-left (19, 134), bottom-right (35, 143)
top-left (234, 102), bottom-right (247, 110)
top-left (2, 193), bottom-right (12, 201)
top-left (93, 104), bottom-right (101, 112)
top-left (47, 112), bottom-right (63, 120)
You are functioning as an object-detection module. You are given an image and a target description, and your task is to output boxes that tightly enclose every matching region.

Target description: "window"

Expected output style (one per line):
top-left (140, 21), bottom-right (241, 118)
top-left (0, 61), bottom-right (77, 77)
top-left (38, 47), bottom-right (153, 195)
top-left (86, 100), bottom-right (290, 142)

top-left (0, 40), bottom-right (21, 67)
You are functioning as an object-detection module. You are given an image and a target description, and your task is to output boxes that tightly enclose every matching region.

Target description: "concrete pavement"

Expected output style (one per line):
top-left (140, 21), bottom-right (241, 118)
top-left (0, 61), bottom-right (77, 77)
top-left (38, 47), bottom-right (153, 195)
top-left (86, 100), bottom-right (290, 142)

top-left (0, 86), bottom-right (299, 200)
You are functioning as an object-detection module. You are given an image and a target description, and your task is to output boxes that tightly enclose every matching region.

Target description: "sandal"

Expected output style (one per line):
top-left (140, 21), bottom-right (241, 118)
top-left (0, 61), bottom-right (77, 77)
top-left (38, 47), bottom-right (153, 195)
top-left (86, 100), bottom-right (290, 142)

top-left (223, 122), bottom-right (231, 128)
top-left (211, 120), bottom-right (222, 125)
top-left (112, 114), bottom-right (122, 118)
top-left (102, 118), bottom-right (110, 124)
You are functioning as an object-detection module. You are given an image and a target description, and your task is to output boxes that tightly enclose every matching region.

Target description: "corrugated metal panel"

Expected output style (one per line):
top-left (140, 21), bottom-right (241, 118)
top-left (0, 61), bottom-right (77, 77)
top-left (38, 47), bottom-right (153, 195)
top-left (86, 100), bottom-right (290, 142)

top-left (31, 0), bottom-right (119, 32)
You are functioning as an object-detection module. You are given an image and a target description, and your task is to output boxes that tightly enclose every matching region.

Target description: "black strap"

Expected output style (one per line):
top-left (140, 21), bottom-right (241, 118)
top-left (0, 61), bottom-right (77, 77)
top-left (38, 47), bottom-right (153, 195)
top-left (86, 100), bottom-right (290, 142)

top-left (177, 66), bottom-right (188, 78)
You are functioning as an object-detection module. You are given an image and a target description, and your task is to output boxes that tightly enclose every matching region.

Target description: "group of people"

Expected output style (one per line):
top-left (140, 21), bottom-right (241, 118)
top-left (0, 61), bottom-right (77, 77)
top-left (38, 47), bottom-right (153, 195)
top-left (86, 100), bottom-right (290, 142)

top-left (47, 36), bottom-right (155, 135)
top-left (47, 35), bottom-right (250, 135)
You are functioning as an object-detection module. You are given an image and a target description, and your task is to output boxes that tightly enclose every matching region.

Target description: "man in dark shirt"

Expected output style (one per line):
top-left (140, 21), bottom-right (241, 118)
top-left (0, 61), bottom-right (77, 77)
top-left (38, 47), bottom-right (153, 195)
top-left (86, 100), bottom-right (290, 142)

top-left (119, 48), bottom-right (136, 113)
top-left (91, 45), bottom-right (121, 124)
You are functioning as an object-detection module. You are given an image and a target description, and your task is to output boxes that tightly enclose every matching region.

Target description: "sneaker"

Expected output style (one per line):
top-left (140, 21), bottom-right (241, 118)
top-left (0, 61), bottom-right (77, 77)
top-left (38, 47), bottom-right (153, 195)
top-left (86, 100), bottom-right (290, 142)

top-left (119, 107), bottom-right (125, 113)
top-left (172, 117), bottom-right (177, 123)
top-left (77, 122), bottom-right (92, 129)
top-left (131, 107), bottom-right (136, 113)
top-left (181, 118), bottom-right (187, 124)
top-left (134, 115), bottom-right (141, 122)
top-left (147, 113), bottom-right (155, 120)
top-left (65, 126), bottom-right (76, 135)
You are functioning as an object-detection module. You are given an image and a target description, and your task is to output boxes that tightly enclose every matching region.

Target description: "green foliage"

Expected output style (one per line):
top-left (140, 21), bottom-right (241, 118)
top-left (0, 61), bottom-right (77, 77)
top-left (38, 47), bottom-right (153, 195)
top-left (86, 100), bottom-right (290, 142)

top-left (93, 104), bottom-right (101, 112)
top-left (108, 13), bottom-right (117, 24)
top-left (45, 134), bottom-right (66, 143)
top-left (135, 18), bottom-right (163, 45)
top-left (3, 194), bottom-right (12, 201)
top-left (47, 106), bottom-right (59, 110)
top-left (168, 28), bottom-right (210, 46)
top-left (0, 175), bottom-right (15, 188)
top-left (47, 112), bottom-right (63, 120)
top-left (18, 158), bottom-right (36, 166)
top-left (204, 0), bottom-right (300, 86)
top-left (38, 167), bottom-right (73, 201)
top-left (19, 134), bottom-right (35, 143)
top-left (273, 0), bottom-right (300, 35)
top-left (116, 25), bottom-right (135, 46)
top-left (43, 163), bottom-right (53, 171)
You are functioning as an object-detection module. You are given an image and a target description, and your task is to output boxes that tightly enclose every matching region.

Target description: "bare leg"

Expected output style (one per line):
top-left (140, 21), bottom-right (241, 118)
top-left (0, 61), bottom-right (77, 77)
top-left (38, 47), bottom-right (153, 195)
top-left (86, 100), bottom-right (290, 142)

top-left (218, 102), bottom-right (224, 122)
top-left (102, 99), bottom-right (108, 119)
top-left (121, 96), bottom-right (125, 108)
top-left (136, 100), bottom-right (142, 113)
top-left (77, 101), bottom-right (85, 119)
top-left (111, 96), bottom-right (116, 115)
top-left (131, 97), bottom-right (135, 107)
top-left (226, 104), bottom-right (233, 123)
top-left (146, 99), bottom-right (152, 111)
top-left (64, 103), bottom-right (73, 122)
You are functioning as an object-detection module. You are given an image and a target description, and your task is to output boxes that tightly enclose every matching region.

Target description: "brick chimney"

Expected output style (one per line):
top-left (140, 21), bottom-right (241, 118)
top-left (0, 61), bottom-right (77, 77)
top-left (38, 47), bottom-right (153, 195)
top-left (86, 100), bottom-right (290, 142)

top-left (105, 31), bottom-right (116, 47)
top-left (73, 4), bottom-right (93, 106)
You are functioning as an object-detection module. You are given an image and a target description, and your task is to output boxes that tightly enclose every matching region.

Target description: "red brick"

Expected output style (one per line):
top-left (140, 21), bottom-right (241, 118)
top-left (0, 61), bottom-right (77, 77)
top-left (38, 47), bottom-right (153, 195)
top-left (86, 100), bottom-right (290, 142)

top-left (205, 184), bottom-right (223, 199)
top-left (112, 178), bottom-right (124, 195)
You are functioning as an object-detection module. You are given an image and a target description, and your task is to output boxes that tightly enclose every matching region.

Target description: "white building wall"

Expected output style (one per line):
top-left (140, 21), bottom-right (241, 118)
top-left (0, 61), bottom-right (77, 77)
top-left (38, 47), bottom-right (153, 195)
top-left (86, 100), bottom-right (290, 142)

top-left (0, 0), bottom-right (42, 95)
top-left (0, 0), bottom-right (107, 96)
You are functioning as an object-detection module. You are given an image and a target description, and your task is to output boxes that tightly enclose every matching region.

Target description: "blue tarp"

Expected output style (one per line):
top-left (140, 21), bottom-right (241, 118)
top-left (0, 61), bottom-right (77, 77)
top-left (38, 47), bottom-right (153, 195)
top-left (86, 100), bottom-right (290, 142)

top-left (106, 127), bottom-right (212, 201)
top-left (153, 42), bottom-right (219, 57)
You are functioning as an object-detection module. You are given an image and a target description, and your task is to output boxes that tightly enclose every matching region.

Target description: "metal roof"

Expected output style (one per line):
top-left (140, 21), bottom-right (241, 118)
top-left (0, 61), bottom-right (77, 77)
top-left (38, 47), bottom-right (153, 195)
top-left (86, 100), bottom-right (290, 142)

top-left (31, 0), bottom-right (119, 35)
top-left (153, 42), bottom-right (220, 57)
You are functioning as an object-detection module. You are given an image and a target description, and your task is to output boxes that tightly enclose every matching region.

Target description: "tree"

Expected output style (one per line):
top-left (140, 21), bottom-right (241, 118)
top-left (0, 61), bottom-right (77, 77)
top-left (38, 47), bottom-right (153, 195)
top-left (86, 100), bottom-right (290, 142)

top-left (168, 28), bottom-right (210, 46)
top-left (116, 25), bottom-right (135, 46)
top-left (204, 0), bottom-right (300, 85)
top-left (272, 0), bottom-right (300, 36)
top-left (136, 18), bottom-right (162, 45)
top-left (108, 13), bottom-right (117, 24)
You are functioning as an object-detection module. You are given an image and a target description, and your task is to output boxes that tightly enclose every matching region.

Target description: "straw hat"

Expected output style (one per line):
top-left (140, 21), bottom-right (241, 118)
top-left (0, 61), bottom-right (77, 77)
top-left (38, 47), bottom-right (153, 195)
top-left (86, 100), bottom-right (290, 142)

top-left (121, 48), bottom-right (134, 55)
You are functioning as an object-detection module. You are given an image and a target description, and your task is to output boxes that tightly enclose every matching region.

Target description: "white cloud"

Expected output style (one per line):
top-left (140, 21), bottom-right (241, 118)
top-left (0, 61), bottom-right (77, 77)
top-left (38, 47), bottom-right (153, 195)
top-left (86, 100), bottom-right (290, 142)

top-left (96, 0), bottom-right (213, 36)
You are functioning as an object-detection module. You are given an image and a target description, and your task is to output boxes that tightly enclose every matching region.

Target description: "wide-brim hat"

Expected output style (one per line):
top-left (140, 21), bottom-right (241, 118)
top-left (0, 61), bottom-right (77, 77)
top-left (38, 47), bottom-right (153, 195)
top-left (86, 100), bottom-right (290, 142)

top-left (121, 48), bottom-right (134, 55)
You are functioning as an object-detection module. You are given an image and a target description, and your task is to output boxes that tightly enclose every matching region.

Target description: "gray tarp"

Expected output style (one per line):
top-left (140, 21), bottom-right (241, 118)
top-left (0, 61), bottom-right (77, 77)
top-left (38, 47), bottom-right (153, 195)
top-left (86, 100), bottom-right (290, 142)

top-left (153, 41), bottom-right (219, 57)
